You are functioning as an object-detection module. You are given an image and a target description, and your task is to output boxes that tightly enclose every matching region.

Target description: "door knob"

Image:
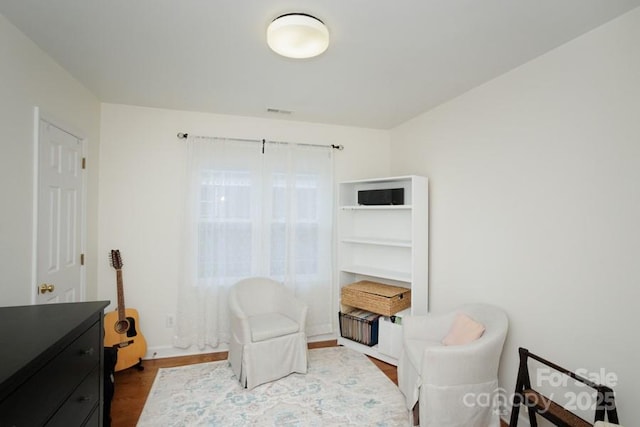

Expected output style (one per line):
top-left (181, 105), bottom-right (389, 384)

top-left (39, 283), bottom-right (55, 294)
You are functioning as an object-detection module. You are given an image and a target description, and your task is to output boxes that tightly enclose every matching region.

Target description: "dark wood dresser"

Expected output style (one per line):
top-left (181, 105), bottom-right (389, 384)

top-left (0, 301), bottom-right (109, 427)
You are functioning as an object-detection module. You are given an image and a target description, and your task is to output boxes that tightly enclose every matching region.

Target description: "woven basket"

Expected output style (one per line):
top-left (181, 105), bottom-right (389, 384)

top-left (341, 281), bottom-right (411, 316)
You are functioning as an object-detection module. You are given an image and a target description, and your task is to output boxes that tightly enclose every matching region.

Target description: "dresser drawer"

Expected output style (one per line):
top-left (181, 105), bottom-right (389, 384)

top-left (83, 406), bottom-right (100, 427)
top-left (0, 322), bottom-right (100, 426)
top-left (46, 366), bottom-right (100, 426)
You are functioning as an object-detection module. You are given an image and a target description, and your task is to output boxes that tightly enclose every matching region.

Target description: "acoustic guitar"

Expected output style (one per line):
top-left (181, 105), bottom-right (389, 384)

top-left (104, 249), bottom-right (147, 371)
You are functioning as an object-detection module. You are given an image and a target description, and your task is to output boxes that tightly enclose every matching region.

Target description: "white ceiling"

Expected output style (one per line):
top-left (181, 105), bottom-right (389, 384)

top-left (2, 1), bottom-right (639, 129)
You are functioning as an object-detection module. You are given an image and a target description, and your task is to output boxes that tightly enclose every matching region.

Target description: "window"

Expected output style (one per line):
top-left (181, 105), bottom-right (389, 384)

top-left (197, 170), bottom-right (252, 281)
top-left (196, 170), bottom-right (324, 282)
top-left (175, 138), bottom-right (334, 349)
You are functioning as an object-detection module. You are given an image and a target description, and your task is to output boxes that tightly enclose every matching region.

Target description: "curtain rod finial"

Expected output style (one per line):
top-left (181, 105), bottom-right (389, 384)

top-left (177, 132), bottom-right (188, 139)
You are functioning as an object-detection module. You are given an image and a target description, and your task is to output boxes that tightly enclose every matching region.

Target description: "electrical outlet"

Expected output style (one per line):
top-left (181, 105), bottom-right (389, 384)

top-left (166, 314), bottom-right (175, 328)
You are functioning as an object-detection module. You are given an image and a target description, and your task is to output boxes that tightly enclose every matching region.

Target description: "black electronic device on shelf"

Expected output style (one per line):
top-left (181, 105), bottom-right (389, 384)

top-left (357, 188), bottom-right (404, 205)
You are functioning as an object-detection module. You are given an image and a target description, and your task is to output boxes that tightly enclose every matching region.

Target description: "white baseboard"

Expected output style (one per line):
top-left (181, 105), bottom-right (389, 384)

top-left (143, 334), bottom-right (338, 360)
top-left (308, 333), bottom-right (337, 343)
top-left (503, 408), bottom-right (532, 427)
top-left (143, 344), bottom-right (229, 360)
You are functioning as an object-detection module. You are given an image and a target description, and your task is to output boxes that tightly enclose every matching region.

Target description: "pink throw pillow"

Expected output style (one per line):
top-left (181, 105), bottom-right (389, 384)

top-left (442, 313), bottom-right (486, 346)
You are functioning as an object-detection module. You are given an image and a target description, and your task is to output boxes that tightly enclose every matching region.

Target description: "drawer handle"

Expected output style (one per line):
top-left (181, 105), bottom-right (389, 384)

top-left (77, 395), bottom-right (94, 403)
top-left (80, 347), bottom-right (95, 356)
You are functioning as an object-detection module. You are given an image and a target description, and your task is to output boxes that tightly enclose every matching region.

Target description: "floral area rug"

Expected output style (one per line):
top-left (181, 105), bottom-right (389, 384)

top-left (137, 346), bottom-right (410, 426)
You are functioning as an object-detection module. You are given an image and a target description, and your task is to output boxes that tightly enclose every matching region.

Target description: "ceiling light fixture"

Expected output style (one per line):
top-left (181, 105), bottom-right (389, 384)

top-left (267, 13), bottom-right (329, 59)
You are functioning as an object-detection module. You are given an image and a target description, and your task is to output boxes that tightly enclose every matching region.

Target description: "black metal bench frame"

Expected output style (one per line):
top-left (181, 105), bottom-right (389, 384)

top-left (509, 347), bottom-right (619, 427)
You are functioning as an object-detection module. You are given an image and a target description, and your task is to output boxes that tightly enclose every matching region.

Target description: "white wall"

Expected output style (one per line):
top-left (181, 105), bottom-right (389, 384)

top-left (0, 14), bottom-right (101, 306)
top-left (98, 103), bottom-right (391, 357)
top-left (391, 8), bottom-right (640, 423)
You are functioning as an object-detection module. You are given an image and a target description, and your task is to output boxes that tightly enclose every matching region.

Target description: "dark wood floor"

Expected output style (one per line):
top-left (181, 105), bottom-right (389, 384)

top-left (110, 340), bottom-right (505, 426)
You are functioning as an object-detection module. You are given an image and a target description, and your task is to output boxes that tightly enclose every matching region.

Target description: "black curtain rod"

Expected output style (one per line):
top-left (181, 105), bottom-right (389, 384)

top-left (176, 132), bottom-right (344, 151)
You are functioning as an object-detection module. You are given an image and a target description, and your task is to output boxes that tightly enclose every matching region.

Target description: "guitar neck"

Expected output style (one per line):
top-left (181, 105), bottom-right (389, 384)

top-left (116, 269), bottom-right (126, 320)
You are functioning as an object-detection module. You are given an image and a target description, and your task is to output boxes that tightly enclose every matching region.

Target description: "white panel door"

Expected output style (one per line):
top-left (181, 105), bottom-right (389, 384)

top-left (36, 119), bottom-right (85, 304)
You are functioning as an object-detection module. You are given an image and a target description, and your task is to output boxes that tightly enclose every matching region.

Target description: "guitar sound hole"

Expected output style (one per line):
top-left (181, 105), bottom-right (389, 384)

top-left (114, 319), bottom-right (130, 334)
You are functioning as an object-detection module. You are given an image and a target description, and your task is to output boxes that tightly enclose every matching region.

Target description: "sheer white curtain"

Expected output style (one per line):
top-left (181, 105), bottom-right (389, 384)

top-left (173, 137), bottom-right (334, 350)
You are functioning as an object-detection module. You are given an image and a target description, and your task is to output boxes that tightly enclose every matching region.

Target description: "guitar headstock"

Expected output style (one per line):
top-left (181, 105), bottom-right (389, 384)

top-left (110, 249), bottom-right (123, 270)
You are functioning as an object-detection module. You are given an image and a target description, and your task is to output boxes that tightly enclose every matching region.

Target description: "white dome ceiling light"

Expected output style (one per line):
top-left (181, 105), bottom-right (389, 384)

top-left (267, 13), bottom-right (329, 59)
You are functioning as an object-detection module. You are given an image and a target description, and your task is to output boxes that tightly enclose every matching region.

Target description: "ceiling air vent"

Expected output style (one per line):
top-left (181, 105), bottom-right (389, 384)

top-left (267, 108), bottom-right (293, 115)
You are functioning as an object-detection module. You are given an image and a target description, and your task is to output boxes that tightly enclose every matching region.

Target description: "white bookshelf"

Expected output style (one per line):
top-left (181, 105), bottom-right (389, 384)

top-left (337, 175), bottom-right (429, 365)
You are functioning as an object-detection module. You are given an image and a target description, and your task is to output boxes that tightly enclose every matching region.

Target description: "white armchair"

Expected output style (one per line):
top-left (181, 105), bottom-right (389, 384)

top-left (398, 304), bottom-right (508, 427)
top-left (228, 277), bottom-right (308, 389)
